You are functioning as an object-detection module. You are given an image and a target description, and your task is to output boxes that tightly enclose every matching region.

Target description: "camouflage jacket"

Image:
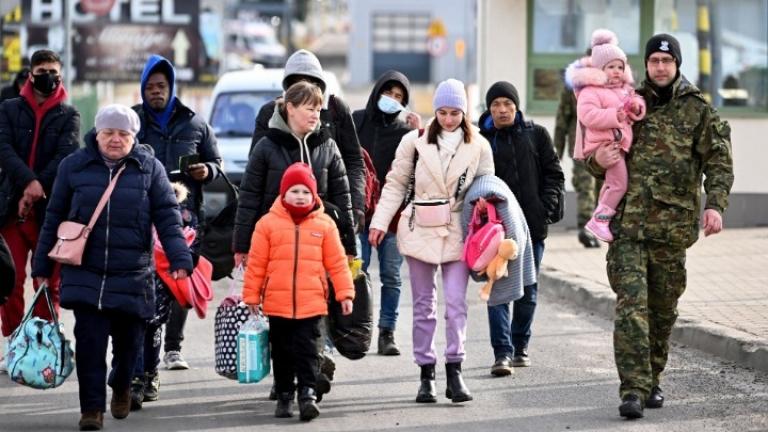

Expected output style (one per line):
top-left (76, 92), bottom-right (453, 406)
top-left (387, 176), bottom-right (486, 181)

top-left (553, 86), bottom-right (577, 159)
top-left (589, 75), bottom-right (734, 248)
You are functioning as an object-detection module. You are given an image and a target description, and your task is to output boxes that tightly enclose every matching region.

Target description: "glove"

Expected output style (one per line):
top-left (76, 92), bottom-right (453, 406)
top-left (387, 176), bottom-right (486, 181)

top-left (353, 209), bottom-right (366, 234)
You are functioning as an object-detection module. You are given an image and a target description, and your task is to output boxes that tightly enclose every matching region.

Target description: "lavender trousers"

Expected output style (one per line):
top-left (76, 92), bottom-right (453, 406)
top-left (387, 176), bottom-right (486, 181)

top-left (406, 257), bottom-right (470, 366)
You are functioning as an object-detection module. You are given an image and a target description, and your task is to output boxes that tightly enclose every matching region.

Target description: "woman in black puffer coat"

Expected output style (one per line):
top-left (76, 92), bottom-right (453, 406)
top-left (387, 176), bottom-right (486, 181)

top-left (234, 82), bottom-right (355, 259)
top-left (31, 104), bottom-right (192, 430)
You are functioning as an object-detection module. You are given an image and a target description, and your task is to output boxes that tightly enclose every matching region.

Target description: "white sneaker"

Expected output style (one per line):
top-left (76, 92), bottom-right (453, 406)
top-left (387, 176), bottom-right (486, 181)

top-left (163, 351), bottom-right (189, 370)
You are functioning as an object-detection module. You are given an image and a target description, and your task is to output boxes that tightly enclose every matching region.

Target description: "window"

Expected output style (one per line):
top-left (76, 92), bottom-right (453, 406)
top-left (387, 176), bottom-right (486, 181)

top-left (654, 0), bottom-right (768, 110)
top-left (211, 91), bottom-right (281, 137)
top-left (528, 0), bottom-right (643, 111)
top-left (526, 0), bottom-right (768, 112)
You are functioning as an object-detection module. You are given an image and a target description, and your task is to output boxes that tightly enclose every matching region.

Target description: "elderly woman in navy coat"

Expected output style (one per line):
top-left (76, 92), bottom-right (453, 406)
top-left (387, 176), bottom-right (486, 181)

top-left (32, 104), bottom-right (192, 431)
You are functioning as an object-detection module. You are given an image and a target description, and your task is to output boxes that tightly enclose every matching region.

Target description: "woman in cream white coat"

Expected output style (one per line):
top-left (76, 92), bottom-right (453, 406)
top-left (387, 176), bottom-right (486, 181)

top-left (369, 79), bottom-right (494, 404)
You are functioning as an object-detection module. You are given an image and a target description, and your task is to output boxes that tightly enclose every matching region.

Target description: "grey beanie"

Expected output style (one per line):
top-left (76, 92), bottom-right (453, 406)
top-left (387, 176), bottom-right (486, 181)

top-left (95, 104), bottom-right (140, 136)
top-left (283, 49), bottom-right (326, 93)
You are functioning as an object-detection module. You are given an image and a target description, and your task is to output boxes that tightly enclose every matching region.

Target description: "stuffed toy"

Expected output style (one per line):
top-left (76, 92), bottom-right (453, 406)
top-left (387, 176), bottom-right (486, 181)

top-left (478, 238), bottom-right (518, 301)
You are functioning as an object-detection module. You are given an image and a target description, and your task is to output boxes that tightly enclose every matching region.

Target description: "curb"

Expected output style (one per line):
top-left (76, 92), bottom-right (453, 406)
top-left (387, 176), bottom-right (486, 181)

top-left (540, 267), bottom-right (768, 373)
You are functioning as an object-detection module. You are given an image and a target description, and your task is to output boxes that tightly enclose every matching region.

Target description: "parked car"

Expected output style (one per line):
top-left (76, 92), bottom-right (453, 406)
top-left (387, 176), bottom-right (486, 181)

top-left (224, 21), bottom-right (286, 69)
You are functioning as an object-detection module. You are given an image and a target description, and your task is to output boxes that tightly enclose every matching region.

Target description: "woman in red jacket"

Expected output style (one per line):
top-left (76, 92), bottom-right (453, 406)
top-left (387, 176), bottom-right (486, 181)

top-left (243, 162), bottom-right (354, 422)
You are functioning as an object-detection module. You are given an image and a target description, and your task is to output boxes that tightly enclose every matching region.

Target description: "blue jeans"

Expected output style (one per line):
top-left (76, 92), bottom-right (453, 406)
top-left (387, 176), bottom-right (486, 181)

top-left (487, 240), bottom-right (545, 359)
top-left (359, 229), bottom-right (404, 331)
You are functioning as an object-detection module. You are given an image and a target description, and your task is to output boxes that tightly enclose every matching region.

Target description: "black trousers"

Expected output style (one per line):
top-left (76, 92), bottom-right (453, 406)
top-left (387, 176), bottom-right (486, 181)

top-left (268, 315), bottom-right (321, 394)
top-left (73, 306), bottom-right (145, 413)
top-left (164, 300), bottom-right (188, 352)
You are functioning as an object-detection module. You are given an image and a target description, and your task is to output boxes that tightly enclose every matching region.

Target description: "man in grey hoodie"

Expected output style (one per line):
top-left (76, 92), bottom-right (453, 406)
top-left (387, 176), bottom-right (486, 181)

top-left (249, 50), bottom-right (365, 236)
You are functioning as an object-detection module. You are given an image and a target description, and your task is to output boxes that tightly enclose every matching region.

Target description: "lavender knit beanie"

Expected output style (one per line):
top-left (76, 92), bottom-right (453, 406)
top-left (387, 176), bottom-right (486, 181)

top-left (433, 78), bottom-right (467, 113)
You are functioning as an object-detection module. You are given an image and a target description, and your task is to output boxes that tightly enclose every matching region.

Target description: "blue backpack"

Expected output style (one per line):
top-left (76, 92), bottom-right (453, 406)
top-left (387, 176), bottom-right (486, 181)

top-left (5, 283), bottom-right (74, 389)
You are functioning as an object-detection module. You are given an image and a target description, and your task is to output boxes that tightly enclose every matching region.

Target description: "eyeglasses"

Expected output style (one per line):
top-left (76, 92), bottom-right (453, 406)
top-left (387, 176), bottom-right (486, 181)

top-left (648, 57), bottom-right (676, 66)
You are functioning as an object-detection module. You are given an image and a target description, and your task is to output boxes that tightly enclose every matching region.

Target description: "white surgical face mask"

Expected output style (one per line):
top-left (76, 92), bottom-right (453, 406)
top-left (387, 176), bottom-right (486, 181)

top-left (377, 94), bottom-right (404, 114)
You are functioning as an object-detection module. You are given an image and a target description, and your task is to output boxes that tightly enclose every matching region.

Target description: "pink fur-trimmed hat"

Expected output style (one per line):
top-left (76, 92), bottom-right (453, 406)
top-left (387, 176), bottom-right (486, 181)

top-left (590, 29), bottom-right (627, 70)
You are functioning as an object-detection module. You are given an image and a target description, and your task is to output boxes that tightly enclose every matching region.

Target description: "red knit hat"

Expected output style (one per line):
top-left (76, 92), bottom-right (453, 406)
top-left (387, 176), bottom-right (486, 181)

top-left (280, 162), bottom-right (318, 197)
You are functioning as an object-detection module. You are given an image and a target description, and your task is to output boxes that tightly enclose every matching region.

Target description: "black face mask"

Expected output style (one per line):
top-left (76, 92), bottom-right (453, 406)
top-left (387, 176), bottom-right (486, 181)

top-left (32, 73), bottom-right (60, 95)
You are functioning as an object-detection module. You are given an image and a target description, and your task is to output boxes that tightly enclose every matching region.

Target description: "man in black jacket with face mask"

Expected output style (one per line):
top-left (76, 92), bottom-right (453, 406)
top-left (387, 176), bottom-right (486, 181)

top-left (352, 70), bottom-right (420, 357)
top-left (0, 49), bottom-right (79, 348)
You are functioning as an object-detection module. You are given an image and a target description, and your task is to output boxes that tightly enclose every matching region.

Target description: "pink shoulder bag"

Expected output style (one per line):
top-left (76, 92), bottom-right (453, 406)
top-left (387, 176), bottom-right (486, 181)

top-left (48, 165), bottom-right (126, 266)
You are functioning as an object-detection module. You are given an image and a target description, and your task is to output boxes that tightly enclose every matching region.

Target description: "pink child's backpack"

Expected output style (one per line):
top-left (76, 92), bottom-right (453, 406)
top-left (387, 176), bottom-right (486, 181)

top-left (463, 202), bottom-right (505, 272)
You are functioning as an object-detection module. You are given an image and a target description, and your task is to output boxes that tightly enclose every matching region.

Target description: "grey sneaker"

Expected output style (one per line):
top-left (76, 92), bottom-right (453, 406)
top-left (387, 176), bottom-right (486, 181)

top-left (511, 349), bottom-right (531, 367)
top-left (163, 351), bottom-right (189, 370)
top-left (0, 355), bottom-right (7, 374)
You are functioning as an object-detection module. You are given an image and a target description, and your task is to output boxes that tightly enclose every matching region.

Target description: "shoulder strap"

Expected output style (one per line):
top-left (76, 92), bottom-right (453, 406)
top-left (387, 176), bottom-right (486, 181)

top-left (486, 203), bottom-right (500, 222)
top-left (86, 164), bottom-right (126, 231)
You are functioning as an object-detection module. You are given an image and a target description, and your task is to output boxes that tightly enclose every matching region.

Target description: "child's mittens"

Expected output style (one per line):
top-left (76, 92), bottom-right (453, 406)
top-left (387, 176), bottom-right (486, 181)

top-left (616, 108), bottom-right (627, 123)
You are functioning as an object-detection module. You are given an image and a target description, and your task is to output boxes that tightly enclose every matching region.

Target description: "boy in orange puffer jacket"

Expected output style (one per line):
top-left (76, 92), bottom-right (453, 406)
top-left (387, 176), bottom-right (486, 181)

top-left (243, 162), bottom-right (354, 422)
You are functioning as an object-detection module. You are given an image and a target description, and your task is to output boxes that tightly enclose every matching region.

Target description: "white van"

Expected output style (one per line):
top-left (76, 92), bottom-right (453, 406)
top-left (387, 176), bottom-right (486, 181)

top-left (203, 66), bottom-right (344, 217)
top-left (204, 67), bottom-right (283, 216)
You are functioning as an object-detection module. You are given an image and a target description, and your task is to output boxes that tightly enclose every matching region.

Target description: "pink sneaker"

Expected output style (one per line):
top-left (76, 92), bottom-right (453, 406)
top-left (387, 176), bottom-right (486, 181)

top-left (585, 204), bottom-right (616, 243)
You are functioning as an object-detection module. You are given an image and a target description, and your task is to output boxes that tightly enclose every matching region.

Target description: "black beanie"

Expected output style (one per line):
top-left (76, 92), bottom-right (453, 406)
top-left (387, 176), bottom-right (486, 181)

top-left (485, 81), bottom-right (520, 109)
top-left (644, 33), bottom-right (682, 67)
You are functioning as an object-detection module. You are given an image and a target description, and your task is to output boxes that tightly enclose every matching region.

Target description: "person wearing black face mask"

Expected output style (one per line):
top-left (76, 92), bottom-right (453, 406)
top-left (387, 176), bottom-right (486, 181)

top-left (31, 70), bottom-right (61, 95)
top-left (0, 49), bottom-right (79, 357)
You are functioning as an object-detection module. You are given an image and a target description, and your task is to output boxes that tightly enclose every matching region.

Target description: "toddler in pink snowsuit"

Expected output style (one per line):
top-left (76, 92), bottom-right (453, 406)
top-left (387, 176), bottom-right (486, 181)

top-left (567, 29), bottom-right (645, 242)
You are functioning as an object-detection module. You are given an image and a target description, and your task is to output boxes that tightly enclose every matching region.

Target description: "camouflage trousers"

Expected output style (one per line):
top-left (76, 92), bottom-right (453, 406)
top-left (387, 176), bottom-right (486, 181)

top-left (606, 239), bottom-right (687, 401)
top-left (572, 159), bottom-right (602, 227)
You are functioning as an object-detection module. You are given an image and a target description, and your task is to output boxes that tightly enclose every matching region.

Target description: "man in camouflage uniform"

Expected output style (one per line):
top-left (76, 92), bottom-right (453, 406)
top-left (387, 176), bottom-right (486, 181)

top-left (554, 83), bottom-right (601, 248)
top-left (589, 34), bottom-right (733, 419)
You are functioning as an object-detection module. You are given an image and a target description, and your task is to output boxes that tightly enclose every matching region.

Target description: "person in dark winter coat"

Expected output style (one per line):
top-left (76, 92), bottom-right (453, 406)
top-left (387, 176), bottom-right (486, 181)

top-left (249, 49), bottom-right (365, 233)
top-left (0, 50), bottom-right (79, 341)
top-left (479, 81), bottom-right (565, 369)
top-left (234, 81), bottom-right (355, 258)
top-left (31, 104), bottom-right (192, 431)
top-left (0, 67), bottom-right (29, 102)
top-left (133, 54), bottom-right (222, 372)
top-left (352, 70), bottom-right (420, 356)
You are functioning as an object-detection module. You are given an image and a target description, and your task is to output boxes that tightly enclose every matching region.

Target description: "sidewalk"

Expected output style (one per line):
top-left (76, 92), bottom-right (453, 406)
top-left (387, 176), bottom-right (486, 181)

top-left (539, 227), bottom-right (768, 372)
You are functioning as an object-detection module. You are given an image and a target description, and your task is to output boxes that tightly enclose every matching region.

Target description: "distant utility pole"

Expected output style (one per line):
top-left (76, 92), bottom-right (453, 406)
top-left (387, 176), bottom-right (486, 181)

top-left (64, 0), bottom-right (73, 97)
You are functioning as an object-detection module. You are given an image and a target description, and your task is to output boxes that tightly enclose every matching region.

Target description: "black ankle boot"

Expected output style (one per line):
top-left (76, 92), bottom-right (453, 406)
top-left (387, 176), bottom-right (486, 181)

top-left (378, 329), bottom-right (401, 356)
top-left (298, 387), bottom-right (320, 421)
top-left (274, 392), bottom-right (294, 418)
top-left (415, 364), bottom-right (437, 403)
top-left (445, 362), bottom-right (473, 403)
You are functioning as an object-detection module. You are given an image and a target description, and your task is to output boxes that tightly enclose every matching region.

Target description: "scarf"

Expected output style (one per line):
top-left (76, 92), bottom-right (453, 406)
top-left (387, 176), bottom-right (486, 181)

top-left (19, 79), bottom-right (68, 169)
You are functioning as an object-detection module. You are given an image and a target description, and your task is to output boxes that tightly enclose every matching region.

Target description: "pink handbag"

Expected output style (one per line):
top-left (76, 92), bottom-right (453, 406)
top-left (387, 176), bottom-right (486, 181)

top-left (48, 165), bottom-right (126, 266)
top-left (462, 202), bottom-right (504, 272)
top-left (412, 199), bottom-right (451, 227)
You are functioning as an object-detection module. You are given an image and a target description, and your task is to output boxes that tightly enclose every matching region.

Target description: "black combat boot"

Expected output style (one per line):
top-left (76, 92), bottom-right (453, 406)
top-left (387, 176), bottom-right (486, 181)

top-left (619, 393), bottom-right (644, 419)
top-left (298, 387), bottom-right (320, 421)
top-left (646, 386), bottom-right (664, 408)
top-left (444, 362), bottom-right (473, 403)
top-left (378, 329), bottom-right (401, 355)
top-left (415, 364), bottom-right (437, 403)
top-left (274, 392), bottom-right (294, 418)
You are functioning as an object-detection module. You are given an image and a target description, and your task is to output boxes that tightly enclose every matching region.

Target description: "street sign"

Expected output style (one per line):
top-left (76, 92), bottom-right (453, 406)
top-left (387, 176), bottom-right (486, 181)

top-left (427, 36), bottom-right (447, 57)
top-left (427, 18), bottom-right (447, 38)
